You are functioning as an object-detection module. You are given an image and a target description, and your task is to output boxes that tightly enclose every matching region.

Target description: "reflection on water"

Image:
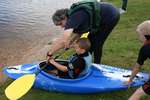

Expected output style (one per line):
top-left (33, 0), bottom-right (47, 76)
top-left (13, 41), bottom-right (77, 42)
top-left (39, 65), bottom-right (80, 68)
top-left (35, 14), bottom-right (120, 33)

top-left (0, 0), bottom-right (79, 38)
top-left (0, 0), bottom-right (79, 65)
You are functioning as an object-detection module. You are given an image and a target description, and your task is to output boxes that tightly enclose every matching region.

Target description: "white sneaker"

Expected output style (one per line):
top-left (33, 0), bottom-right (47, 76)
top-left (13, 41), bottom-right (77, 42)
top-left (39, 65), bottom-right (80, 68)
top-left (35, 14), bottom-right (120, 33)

top-left (119, 8), bottom-right (126, 14)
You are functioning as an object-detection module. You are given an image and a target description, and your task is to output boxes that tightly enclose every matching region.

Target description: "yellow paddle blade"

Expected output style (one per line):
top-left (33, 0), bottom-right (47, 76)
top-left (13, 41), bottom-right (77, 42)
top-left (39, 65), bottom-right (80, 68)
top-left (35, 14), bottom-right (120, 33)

top-left (5, 74), bottom-right (36, 100)
top-left (80, 32), bottom-right (89, 38)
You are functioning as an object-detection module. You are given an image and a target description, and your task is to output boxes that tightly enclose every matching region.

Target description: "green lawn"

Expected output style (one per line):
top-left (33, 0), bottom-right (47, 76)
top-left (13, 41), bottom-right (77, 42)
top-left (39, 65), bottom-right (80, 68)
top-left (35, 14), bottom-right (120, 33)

top-left (0, 0), bottom-right (150, 100)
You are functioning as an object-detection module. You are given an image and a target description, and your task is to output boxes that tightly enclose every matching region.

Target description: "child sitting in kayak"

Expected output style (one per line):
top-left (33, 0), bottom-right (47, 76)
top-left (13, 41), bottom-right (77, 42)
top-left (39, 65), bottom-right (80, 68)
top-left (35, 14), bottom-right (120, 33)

top-left (47, 38), bottom-right (92, 79)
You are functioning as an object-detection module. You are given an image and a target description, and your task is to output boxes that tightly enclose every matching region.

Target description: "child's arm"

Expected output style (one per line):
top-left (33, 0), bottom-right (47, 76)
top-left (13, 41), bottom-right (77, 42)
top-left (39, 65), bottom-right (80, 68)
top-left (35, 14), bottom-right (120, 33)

top-left (49, 59), bottom-right (68, 72)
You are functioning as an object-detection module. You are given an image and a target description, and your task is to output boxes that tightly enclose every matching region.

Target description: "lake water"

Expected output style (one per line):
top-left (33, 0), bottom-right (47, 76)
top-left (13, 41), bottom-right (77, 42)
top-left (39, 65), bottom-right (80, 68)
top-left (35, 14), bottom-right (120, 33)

top-left (0, 0), bottom-right (79, 65)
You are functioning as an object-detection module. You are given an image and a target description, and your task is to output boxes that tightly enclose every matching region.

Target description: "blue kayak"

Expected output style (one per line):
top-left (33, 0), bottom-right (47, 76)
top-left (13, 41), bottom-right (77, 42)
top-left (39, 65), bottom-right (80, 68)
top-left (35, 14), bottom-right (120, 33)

top-left (3, 61), bottom-right (149, 94)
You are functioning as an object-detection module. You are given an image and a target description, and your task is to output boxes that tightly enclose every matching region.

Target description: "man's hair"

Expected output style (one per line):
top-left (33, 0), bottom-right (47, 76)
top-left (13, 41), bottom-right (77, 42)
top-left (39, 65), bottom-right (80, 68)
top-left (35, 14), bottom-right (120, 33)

top-left (76, 38), bottom-right (91, 51)
top-left (52, 8), bottom-right (69, 25)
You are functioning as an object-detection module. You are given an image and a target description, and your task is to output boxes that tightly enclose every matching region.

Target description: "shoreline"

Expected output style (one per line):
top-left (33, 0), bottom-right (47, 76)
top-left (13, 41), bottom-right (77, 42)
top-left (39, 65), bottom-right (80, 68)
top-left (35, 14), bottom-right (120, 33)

top-left (0, 35), bottom-right (53, 66)
top-left (0, 35), bottom-right (51, 83)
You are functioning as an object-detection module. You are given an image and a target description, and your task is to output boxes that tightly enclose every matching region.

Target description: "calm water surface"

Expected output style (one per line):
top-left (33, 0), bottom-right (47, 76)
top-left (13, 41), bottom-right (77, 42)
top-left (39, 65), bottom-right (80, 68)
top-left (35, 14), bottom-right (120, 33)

top-left (0, 0), bottom-right (79, 38)
top-left (0, 0), bottom-right (79, 65)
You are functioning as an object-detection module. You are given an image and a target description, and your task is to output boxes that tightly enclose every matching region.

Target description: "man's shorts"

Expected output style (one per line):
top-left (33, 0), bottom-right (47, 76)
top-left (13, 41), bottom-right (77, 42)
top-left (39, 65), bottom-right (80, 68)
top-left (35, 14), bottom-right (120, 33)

top-left (142, 78), bottom-right (150, 95)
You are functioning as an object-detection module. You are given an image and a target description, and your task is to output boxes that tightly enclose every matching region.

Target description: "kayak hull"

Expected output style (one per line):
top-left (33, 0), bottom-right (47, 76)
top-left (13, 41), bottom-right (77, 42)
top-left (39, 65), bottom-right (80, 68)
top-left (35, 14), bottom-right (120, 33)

top-left (3, 62), bottom-right (149, 94)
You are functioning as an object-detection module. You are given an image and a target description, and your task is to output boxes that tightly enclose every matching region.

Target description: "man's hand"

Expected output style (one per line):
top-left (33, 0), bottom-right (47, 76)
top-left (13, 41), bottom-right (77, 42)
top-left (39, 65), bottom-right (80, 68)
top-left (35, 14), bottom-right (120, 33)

top-left (46, 52), bottom-right (53, 60)
top-left (48, 59), bottom-right (55, 65)
top-left (124, 79), bottom-right (133, 86)
top-left (64, 39), bottom-right (71, 49)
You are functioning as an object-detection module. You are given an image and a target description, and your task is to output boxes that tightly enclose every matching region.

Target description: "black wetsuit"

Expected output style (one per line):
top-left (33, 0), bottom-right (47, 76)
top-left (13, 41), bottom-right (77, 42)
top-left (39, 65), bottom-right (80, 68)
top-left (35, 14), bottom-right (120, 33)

top-left (65, 2), bottom-right (120, 63)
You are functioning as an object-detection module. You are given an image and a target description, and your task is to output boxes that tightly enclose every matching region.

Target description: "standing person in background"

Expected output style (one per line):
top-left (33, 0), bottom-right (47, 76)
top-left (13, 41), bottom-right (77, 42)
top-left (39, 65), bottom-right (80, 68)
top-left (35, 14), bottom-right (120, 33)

top-left (47, 0), bottom-right (120, 64)
top-left (124, 20), bottom-right (150, 100)
top-left (119, 0), bottom-right (128, 14)
top-left (99, 0), bottom-right (128, 14)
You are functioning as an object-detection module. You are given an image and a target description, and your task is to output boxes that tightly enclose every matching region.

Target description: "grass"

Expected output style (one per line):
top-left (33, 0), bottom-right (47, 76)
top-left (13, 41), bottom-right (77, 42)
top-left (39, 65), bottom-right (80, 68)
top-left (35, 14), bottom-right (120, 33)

top-left (1, 0), bottom-right (150, 100)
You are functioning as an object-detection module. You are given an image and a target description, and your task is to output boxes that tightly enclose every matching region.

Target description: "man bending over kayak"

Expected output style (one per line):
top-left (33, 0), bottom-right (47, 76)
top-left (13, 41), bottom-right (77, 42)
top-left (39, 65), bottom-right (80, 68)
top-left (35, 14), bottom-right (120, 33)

top-left (47, 0), bottom-right (120, 64)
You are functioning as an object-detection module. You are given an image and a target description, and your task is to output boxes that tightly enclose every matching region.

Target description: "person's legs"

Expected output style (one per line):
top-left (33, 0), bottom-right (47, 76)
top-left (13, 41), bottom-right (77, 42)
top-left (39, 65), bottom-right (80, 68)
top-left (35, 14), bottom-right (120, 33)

top-left (90, 37), bottom-right (103, 64)
top-left (122, 0), bottom-right (128, 11)
top-left (89, 17), bottom-right (120, 63)
top-left (129, 87), bottom-right (146, 100)
top-left (89, 3), bottom-right (120, 64)
top-left (119, 0), bottom-right (128, 14)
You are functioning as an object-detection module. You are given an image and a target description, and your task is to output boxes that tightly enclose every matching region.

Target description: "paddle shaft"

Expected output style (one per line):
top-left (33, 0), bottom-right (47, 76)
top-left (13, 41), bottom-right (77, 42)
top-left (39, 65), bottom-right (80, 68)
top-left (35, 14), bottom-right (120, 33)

top-left (36, 48), bottom-right (69, 75)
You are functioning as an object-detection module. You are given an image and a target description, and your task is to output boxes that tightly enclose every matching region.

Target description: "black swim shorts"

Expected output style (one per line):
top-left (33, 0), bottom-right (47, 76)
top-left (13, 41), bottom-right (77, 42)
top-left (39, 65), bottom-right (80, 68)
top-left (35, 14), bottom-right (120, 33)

top-left (142, 79), bottom-right (150, 95)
